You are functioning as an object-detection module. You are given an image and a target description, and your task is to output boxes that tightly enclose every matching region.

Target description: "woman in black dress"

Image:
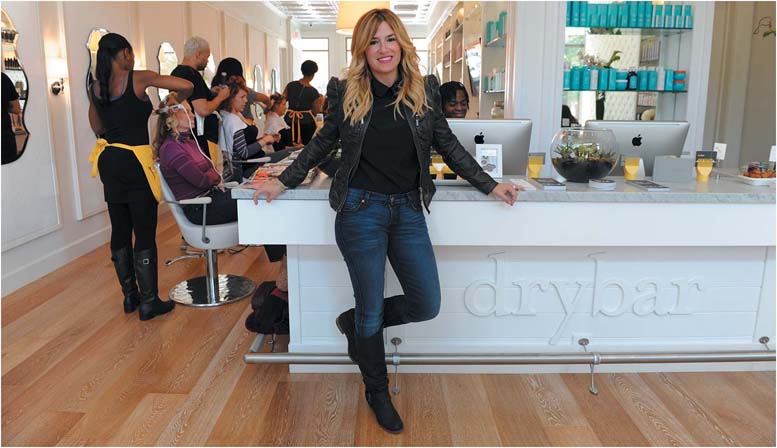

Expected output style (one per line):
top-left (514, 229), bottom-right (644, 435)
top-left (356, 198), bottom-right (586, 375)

top-left (282, 60), bottom-right (324, 145)
top-left (88, 33), bottom-right (192, 321)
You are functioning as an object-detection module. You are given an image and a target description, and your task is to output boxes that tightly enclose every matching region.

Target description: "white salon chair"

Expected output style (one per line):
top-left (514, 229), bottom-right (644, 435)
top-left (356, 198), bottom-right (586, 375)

top-left (156, 164), bottom-right (256, 307)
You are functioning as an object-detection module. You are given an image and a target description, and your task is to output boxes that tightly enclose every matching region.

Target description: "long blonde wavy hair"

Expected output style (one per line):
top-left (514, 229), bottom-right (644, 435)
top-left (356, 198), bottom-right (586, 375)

top-left (343, 8), bottom-right (429, 125)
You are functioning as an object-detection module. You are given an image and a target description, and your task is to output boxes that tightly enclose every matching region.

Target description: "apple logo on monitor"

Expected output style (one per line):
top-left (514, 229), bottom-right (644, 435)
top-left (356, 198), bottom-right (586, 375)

top-left (474, 132), bottom-right (485, 144)
top-left (632, 134), bottom-right (643, 147)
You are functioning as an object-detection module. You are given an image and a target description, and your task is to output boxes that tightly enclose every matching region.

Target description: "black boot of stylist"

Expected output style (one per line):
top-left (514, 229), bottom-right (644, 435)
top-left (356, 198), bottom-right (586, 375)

top-left (356, 330), bottom-right (403, 434)
top-left (134, 248), bottom-right (175, 321)
top-left (337, 296), bottom-right (407, 363)
top-left (111, 246), bottom-right (140, 313)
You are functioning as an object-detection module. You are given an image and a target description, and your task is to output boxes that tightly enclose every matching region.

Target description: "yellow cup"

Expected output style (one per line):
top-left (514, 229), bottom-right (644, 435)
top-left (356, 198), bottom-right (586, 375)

top-left (623, 157), bottom-right (641, 181)
top-left (696, 159), bottom-right (713, 182)
top-left (527, 155), bottom-right (544, 178)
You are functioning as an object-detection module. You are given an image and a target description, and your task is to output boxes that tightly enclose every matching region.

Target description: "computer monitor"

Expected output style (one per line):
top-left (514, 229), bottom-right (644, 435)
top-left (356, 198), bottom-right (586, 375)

top-left (447, 119), bottom-right (533, 176)
top-left (585, 120), bottom-right (690, 176)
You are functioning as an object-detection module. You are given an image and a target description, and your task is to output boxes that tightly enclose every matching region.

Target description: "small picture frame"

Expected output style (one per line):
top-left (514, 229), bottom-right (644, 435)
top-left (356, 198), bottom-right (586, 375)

top-left (476, 144), bottom-right (502, 178)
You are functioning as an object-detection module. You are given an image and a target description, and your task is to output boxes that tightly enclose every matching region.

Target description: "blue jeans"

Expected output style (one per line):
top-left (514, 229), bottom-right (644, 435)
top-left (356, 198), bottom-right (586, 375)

top-left (335, 187), bottom-right (441, 337)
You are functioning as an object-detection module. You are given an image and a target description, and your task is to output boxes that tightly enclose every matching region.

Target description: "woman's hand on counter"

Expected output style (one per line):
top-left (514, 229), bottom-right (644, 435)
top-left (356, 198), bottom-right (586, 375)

top-left (489, 182), bottom-right (522, 206)
top-left (251, 179), bottom-right (288, 204)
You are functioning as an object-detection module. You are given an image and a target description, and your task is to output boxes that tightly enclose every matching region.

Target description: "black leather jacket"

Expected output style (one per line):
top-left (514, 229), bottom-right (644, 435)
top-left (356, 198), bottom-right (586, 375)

top-left (277, 75), bottom-right (498, 212)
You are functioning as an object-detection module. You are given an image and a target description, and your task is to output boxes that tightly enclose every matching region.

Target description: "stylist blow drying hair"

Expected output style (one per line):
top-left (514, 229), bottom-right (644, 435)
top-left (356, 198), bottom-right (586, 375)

top-left (251, 9), bottom-right (521, 434)
top-left (88, 33), bottom-right (193, 321)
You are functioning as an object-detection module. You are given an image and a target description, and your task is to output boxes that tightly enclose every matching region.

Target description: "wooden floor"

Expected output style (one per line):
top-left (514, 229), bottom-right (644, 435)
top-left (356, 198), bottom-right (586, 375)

top-left (2, 212), bottom-right (775, 447)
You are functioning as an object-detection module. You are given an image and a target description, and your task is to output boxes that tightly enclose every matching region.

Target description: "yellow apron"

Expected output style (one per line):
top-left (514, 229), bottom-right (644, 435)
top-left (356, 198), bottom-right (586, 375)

top-left (89, 138), bottom-right (161, 202)
top-left (285, 109), bottom-right (315, 145)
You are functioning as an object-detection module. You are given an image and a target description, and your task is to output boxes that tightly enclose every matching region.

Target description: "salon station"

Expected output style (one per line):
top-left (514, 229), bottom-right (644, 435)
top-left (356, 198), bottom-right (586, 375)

top-left (2, 1), bottom-right (775, 446)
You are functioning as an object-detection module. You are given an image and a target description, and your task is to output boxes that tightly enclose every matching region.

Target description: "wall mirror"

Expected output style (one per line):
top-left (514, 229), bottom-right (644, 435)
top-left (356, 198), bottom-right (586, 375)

top-left (157, 42), bottom-right (178, 100)
top-left (85, 28), bottom-right (109, 98)
top-left (253, 64), bottom-right (264, 94)
top-left (2, 8), bottom-right (30, 165)
top-left (270, 68), bottom-right (279, 94)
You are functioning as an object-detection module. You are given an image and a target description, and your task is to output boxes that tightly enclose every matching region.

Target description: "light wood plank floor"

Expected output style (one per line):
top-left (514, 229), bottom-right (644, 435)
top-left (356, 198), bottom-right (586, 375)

top-left (2, 212), bottom-right (775, 446)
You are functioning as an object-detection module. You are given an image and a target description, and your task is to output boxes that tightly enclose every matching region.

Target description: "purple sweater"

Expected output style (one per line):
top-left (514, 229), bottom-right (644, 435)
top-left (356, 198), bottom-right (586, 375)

top-left (159, 135), bottom-right (221, 200)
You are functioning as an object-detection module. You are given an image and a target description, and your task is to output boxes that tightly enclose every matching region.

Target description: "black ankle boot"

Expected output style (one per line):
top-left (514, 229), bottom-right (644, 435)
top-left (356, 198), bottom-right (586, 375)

top-left (111, 246), bottom-right (140, 313)
top-left (335, 308), bottom-right (358, 363)
top-left (356, 331), bottom-right (403, 434)
top-left (134, 248), bottom-right (175, 321)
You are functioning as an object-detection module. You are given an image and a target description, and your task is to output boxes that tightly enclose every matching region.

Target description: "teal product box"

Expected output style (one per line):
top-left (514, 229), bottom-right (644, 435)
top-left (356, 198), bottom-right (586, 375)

top-left (571, 1), bottom-right (580, 26)
top-left (607, 68), bottom-right (617, 90)
top-left (654, 5), bottom-right (664, 28)
top-left (645, 2), bottom-right (653, 27)
top-left (581, 67), bottom-right (591, 90)
top-left (495, 19), bottom-right (503, 37)
top-left (674, 81), bottom-right (685, 91)
top-left (571, 66), bottom-right (582, 90)
top-left (579, 2), bottom-right (587, 26)
top-left (674, 71), bottom-right (686, 80)
top-left (616, 80), bottom-right (628, 90)
top-left (566, 1), bottom-right (572, 25)
top-left (598, 67), bottom-right (609, 90)
top-left (563, 65), bottom-right (571, 89)
top-left (621, 4), bottom-right (631, 27)
top-left (664, 69), bottom-right (674, 90)
top-left (486, 21), bottom-right (494, 42)
top-left (664, 4), bottom-right (673, 28)
top-left (674, 5), bottom-right (682, 28)
top-left (499, 11), bottom-right (508, 35)
top-left (628, 72), bottom-right (638, 90)
top-left (684, 4), bottom-right (693, 28)
top-left (616, 69), bottom-right (628, 80)
top-left (629, 0), bottom-right (638, 27)
top-left (607, 4), bottom-right (616, 27)
top-left (647, 69), bottom-right (658, 90)
top-left (638, 68), bottom-right (648, 90)
top-left (637, 1), bottom-right (645, 27)
top-left (589, 4), bottom-right (599, 26)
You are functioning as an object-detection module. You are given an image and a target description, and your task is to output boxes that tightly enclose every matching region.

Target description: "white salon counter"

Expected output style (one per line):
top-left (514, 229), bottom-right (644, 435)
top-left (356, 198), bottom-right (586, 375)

top-left (232, 176), bottom-right (775, 373)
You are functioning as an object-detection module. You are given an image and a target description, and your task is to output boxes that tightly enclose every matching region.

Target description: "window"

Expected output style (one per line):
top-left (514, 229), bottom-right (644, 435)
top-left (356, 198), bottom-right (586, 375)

top-left (297, 38), bottom-right (329, 95)
top-left (346, 37), bottom-right (428, 75)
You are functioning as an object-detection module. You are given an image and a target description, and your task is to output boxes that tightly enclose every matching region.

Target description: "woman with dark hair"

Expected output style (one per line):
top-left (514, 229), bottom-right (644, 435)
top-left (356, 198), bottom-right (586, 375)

top-left (88, 32), bottom-right (193, 321)
top-left (282, 60), bottom-right (324, 145)
top-left (211, 57), bottom-right (271, 120)
top-left (251, 9), bottom-right (519, 434)
top-left (217, 81), bottom-right (279, 182)
top-left (439, 81), bottom-right (469, 119)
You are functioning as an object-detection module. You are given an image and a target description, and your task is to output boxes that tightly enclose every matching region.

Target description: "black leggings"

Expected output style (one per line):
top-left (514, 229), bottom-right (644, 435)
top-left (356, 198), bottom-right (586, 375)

top-left (107, 197), bottom-right (158, 251)
top-left (182, 188), bottom-right (237, 225)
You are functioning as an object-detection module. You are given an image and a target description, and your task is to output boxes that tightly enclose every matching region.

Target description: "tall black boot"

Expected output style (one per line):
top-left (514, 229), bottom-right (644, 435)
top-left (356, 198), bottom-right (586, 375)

top-left (111, 246), bottom-right (140, 313)
top-left (134, 248), bottom-right (175, 321)
top-left (336, 296), bottom-right (407, 364)
top-left (356, 330), bottom-right (403, 434)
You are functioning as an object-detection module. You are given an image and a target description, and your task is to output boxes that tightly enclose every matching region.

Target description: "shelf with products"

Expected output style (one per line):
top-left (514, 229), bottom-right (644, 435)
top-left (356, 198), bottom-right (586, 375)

top-left (484, 35), bottom-right (506, 48)
top-left (564, 89), bottom-right (686, 93)
top-left (566, 1), bottom-right (695, 30)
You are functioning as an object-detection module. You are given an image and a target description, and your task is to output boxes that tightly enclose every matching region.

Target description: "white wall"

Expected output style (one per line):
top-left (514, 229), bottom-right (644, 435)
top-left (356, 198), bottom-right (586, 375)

top-left (1, 1), bottom-right (288, 295)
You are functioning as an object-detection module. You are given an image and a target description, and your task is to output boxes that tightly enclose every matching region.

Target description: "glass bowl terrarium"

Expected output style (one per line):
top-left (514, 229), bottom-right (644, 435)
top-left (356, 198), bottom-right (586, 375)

top-left (550, 128), bottom-right (619, 183)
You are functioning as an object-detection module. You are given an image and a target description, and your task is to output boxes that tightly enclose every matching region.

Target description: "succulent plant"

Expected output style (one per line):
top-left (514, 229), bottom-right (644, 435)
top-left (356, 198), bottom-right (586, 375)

top-left (554, 143), bottom-right (616, 162)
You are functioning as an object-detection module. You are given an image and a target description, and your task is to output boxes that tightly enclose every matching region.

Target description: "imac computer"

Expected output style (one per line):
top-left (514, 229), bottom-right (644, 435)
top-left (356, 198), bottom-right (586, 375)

top-left (585, 120), bottom-right (690, 176)
top-left (447, 119), bottom-right (533, 177)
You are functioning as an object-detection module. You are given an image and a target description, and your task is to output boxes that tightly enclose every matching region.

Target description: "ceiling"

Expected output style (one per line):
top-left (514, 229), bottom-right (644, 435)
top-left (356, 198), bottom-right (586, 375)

top-left (267, 0), bottom-right (437, 26)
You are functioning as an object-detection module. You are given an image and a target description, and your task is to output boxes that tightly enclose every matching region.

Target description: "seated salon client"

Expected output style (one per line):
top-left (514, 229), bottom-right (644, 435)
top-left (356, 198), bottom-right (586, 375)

top-left (264, 93), bottom-right (302, 152)
top-left (218, 82), bottom-right (280, 182)
top-left (156, 93), bottom-right (237, 225)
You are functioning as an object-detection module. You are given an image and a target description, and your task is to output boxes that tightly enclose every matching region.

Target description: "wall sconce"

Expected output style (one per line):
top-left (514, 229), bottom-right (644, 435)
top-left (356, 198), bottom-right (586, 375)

top-left (48, 57), bottom-right (68, 95)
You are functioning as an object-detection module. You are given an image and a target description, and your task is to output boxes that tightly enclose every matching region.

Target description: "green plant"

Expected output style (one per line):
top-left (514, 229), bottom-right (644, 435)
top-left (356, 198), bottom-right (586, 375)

top-left (554, 143), bottom-right (616, 162)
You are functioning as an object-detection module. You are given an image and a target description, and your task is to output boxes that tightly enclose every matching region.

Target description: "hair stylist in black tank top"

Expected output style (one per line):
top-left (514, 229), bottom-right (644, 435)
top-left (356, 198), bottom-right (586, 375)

top-left (88, 33), bottom-right (193, 321)
top-left (282, 60), bottom-right (324, 145)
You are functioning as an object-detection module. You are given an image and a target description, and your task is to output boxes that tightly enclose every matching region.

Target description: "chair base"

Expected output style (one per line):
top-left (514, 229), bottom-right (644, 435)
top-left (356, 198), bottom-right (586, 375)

top-left (169, 274), bottom-right (256, 307)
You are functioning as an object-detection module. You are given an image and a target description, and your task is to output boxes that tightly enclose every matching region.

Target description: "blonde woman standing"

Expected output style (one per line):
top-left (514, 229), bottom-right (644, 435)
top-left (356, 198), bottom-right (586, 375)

top-left (251, 9), bottom-right (520, 433)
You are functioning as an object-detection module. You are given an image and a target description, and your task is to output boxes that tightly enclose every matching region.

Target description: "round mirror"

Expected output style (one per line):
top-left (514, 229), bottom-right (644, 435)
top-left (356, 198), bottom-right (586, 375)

top-left (253, 64), bottom-right (264, 94)
top-left (270, 68), bottom-right (279, 94)
top-left (85, 28), bottom-right (109, 97)
top-left (156, 42), bottom-right (178, 100)
top-left (2, 8), bottom-right (30, 164)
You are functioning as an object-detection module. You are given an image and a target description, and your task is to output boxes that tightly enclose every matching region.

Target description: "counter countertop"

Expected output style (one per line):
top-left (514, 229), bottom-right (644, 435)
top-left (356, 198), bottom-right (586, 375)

top-left (232, 174), bottom-right (776, 204)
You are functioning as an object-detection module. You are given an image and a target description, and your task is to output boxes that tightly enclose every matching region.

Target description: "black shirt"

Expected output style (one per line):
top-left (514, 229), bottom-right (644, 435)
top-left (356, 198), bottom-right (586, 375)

top-left (284, 80), bottom-right (319, 111)
top-left (170, 65), bottom-right (219, 153)
top-left (350, 77), bottom-right (419, 195)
